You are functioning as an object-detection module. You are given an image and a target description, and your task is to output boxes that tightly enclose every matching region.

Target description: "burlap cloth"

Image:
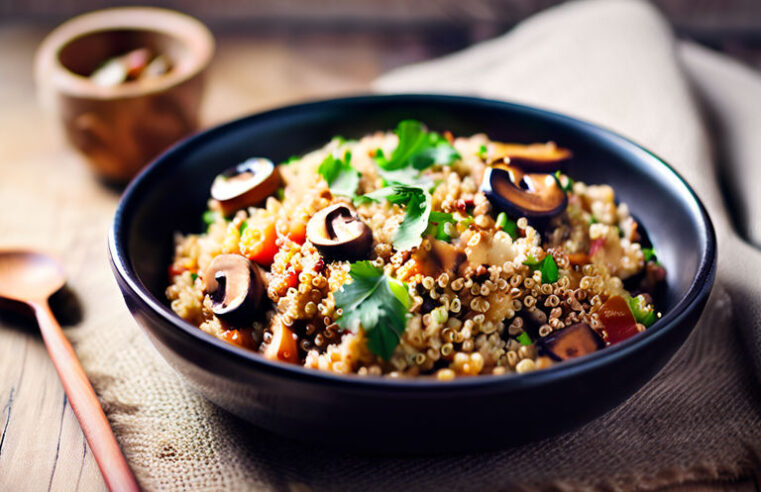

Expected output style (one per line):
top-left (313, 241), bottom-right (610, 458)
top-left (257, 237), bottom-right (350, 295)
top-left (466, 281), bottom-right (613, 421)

top-left (77, 0), bottom-right (761, 489)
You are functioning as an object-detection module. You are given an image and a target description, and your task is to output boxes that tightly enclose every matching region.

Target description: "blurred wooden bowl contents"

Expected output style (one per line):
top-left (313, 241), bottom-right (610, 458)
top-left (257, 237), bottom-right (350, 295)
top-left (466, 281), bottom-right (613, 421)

top-left (35, 7), bottom-right (214, 183)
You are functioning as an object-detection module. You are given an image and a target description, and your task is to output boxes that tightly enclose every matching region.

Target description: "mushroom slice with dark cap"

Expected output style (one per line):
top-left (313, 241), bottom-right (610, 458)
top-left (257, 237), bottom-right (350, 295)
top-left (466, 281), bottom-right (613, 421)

top-left (480, 164), bottom-right (567, 220)
top-left (306, 203), bottom-right (373, 260)
top-left (204, 254), bottom-right (265, 325)
top-left (489, 141), bottom-right (571, 173)
top-left (210, 158), bottom-right (281, 216)
top-left (541, 322), bottom-right (604, 361)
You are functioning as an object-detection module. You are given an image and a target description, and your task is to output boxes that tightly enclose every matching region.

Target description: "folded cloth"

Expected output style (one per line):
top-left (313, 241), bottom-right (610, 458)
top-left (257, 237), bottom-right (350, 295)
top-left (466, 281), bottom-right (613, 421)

top-left (79, 0), bottom-right (761, 489)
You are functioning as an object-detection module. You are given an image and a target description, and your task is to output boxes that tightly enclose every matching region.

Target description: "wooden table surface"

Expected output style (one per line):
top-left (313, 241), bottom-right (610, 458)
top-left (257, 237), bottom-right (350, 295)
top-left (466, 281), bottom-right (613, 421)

top-left (2, 21), bottom-right (758, 492)
top-left (0, 23), bottom-right (444, 491)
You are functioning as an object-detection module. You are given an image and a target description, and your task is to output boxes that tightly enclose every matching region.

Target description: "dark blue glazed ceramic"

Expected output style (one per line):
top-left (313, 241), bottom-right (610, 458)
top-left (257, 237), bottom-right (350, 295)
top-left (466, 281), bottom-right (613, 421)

top-left (108, 95), bottom-right (716, 452)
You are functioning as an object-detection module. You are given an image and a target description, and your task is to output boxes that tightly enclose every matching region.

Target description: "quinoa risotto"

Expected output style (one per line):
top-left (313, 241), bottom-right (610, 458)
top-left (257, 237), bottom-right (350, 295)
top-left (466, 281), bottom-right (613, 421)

top-left (166, 121), bottom-right (666, 380)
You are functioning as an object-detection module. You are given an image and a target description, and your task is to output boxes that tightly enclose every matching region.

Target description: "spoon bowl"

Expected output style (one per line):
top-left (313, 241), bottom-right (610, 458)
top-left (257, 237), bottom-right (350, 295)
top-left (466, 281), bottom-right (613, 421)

top-left (0, 248), bottom-right (138, 490)
top-left (0, 250), bottom-right (66, 302)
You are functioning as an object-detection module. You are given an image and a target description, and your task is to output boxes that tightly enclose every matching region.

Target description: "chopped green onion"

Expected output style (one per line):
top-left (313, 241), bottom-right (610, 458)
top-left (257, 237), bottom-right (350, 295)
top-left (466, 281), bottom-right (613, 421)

top-left (276, 187), bottom-right (285, 201)
top-left (642, 247), bottom-right (656, 262)
top-left (626, 295), bottom-right (657, 327)
top-left (496, 212), bottom-right (508, 229)
top-left (202, 210), bottom-right (220, 228)
top-left (495, 212), bottom-right (518, 239)
top-left (554, 170), bottom-right (574, 192)
top-left (239, 221), bottom-right (248, 234)
top-left (517, 332), bottom-right (532, 346)
top-left (478, 144), bottom-right (488, 160)
top-left (523, 254), bottom-right (559, 284)
top-left (190, 273), bottom-right (198, 281)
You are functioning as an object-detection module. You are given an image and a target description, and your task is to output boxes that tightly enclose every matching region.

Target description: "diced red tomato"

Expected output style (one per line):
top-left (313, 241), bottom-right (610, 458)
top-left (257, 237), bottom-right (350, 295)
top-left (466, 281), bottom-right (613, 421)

top-left (276, 217), bottom-right (307, 245)
top-left (241, 218), bottom-right (279, 266)
top-left (567, 252), bottom-right (590, 266)
top-left (598, 295), bottom-right (640, 345)
top-left (588, 238), bottom-right (605, 257)
top-left (284, 268), bottom-right (299, 289)
top-left (221, 329), bottom-right (255, 349)
top-left (168, 264), bottom-right (188, 277)
top-left (264, 320), bottom-right (299, 363)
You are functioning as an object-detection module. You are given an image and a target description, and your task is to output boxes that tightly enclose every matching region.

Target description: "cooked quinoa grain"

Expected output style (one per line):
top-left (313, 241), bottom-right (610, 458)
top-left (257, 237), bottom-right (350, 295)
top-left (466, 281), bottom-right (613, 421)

top-left (167, 121), bottom-right (665, 379)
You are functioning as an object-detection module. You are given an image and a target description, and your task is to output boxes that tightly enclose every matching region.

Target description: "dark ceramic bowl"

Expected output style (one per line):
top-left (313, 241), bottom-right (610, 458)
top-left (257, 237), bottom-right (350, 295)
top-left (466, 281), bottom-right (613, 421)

top-left (109, 95), bottom-right (716, 452)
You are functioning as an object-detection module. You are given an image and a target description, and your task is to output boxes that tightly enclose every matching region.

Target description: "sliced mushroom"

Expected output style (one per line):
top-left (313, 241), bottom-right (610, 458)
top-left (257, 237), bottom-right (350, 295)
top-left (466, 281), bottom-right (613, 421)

top-left (416, 238), bottom-right (466, 278)
top-left (204, 254), bottom-right (265, 325)
top-left (489, 141), bottom-right (571, 173)
top-left (306, 203), bottom-right (372, 260)
top-left (541, 322), bottom-right (604, 361)
top-left (210, 158), bottom-right (281, 216)
top-left (481, 164), bottom-right (567, 220)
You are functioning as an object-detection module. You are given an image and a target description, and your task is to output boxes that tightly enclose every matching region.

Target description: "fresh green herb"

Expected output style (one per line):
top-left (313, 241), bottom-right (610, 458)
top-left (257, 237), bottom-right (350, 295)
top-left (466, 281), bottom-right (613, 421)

top-left (281, 155), bottom-right (300, 166)
top-left (495, 211), bottom-right (518, 239)
top-left (362, 184), bottom-right (433, 251)
top-left (427, 211), bottom-right (457, 241)
top-left (625, 295), bottom-right (657, 327)
top-left (334, 261), bottom-right (412, 359)
top-left (459, 217), bottom-right (474, 228)
top-left (202, 210), bottom-right (221, 228)
top-left (276, 187), bottom-right (285, 201)
top-left (478, 144), bottom-right (488, 160)
top-left (190, 273), bottom-right (199, 281)
top-left (239, 220), bottom-right (248, 234)
top-left (589, 216), bottom-right (599, 225)
top-left (392, 187), bottom-right (432, 251)
top-left (523, 254), bottom-right (559, 284)
top-left (318, 150), bottom-right (360, 197)
top-left (378, 166), bottom-right (434, 189)
top-left (375, 120), bottom-right (459, 171)
top-left (554, 170), bottom-right (574, 193)
top-left (517, 332), bottom-right (532, 346)
top-left (642, 247), bottom-right (657, 262)
top-left (331, 135), bottom-right (347, 145)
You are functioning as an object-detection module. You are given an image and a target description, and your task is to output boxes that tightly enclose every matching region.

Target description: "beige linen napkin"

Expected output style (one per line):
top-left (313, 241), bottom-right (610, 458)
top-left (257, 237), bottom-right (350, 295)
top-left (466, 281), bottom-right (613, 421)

top-left (78, 0), bottom-right (761, 489)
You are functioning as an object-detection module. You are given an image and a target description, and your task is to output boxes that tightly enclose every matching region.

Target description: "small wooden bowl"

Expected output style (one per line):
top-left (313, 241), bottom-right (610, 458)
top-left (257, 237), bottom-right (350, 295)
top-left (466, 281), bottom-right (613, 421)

top-left (35, 7), bottom-right (214, 183)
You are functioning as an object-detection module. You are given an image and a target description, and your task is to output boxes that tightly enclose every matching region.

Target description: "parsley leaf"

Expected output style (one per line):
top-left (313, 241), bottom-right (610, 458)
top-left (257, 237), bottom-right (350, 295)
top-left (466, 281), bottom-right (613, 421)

top-left (625, 295), bottom-right (657, 327)
top-left (427, 211), bottom-right (457, 241)
top-left (523, 254), bottom-right (559, 284)
top-left (318, 150), bottom-right (360, 197)
top-left (393, 187), bottom-right (432, 251)
top-left (281, 155), bottom-right (300, 166)
top-left (517, 332), bottom-right (532, 346)
top-left (202, 210), bottom-right (222, 229)
top-left (478, 144), bottom-right (488, 160)
top-left (378, 166), bottom-right (434, 189)
top-left (334, 261), bottom-right (412, 359)
top-left (554, 170), bottom-right (574, 193)
top-left (642, 247), bottom-right (657, 262)
top-left (362, 184), bottom-right (433, 251)
top-left (376, 120), bottom-right (459, 171)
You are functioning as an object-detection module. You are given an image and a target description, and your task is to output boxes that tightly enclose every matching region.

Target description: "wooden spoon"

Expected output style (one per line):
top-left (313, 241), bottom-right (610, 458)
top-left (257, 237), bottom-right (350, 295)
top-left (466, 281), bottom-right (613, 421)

top-left (0, 250), bottom-right (139, 492)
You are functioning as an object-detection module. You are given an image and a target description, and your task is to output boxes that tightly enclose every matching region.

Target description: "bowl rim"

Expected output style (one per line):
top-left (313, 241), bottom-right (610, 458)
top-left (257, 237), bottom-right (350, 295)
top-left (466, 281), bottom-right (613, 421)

top-left (35, 6), bottom-right (214, 100)
top-left (108, 93), bottom-right (717, 392)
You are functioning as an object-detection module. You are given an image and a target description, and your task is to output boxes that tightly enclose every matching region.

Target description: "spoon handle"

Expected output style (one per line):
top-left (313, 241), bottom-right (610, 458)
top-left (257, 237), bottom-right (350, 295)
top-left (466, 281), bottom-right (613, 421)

top-left (32, 301), bottom-right (139, 492)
